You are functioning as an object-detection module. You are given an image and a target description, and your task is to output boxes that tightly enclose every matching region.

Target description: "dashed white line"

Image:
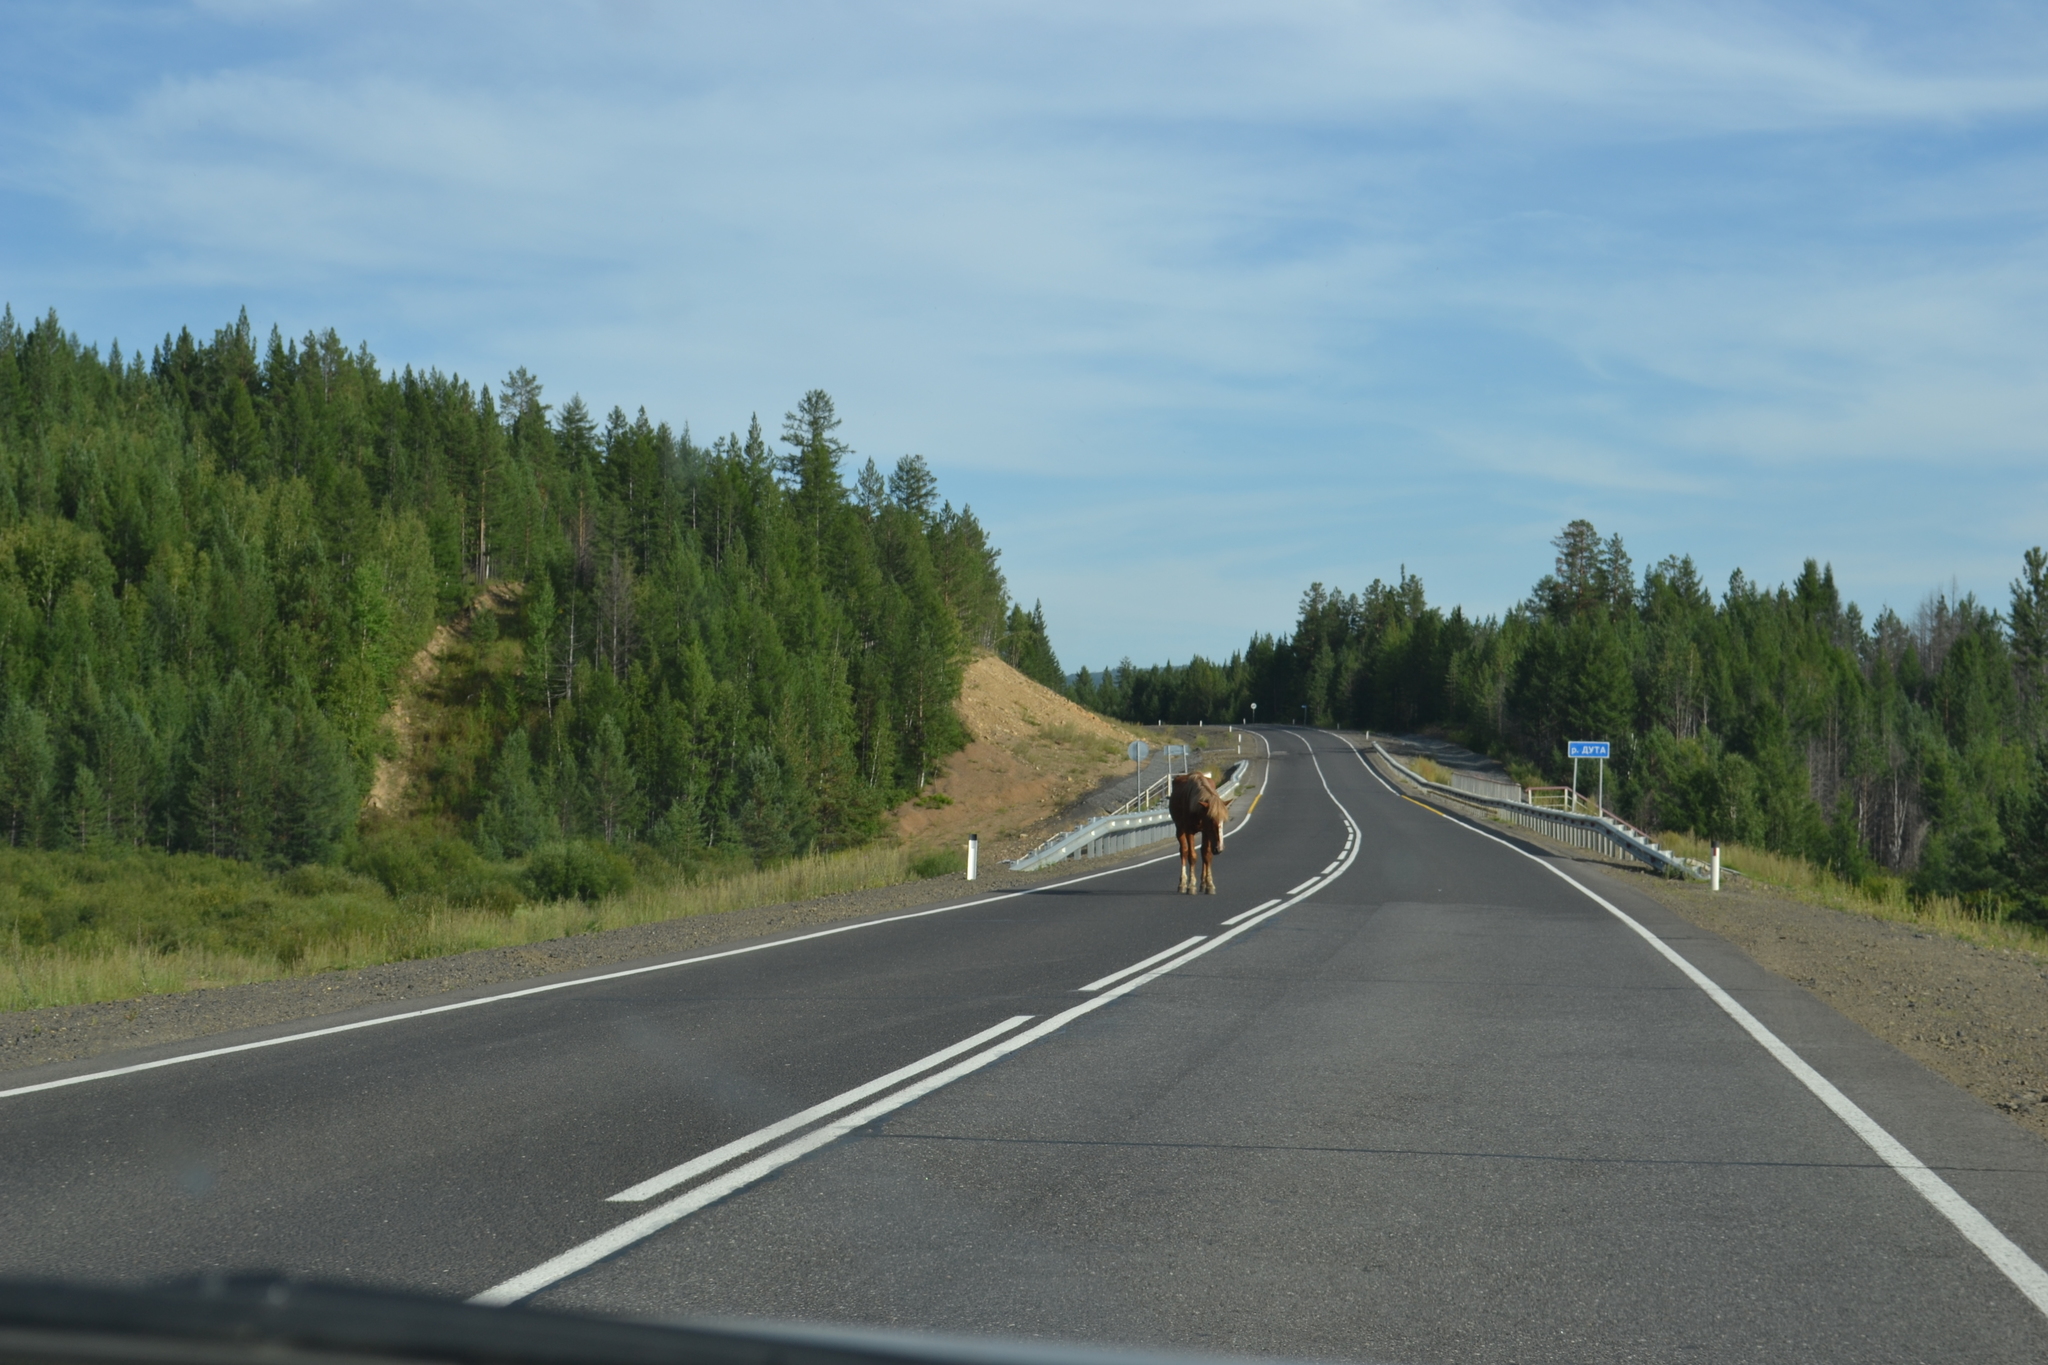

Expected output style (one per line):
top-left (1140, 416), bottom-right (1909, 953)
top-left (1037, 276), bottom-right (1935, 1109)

top-left (1286, 878), bottom-right (1318, 895)
top-left (475, 732), bottom-right (1364, 1309)
top-left (1222, 899), bottom-right (1282, 926)
top-left (608, 1014), bottom-right (1034, 1203)
top-left (473, 893), bottom-right (1312, 1306)
top-left (1, 816), bottom-right (1236, 1102)
top-left (1079, 937), bottom-right (1207, 993)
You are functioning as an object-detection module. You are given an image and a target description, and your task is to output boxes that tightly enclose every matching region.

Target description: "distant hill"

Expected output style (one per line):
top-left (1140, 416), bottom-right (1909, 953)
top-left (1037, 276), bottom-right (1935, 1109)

top-left (0, 306), bottom-right (1046, 876)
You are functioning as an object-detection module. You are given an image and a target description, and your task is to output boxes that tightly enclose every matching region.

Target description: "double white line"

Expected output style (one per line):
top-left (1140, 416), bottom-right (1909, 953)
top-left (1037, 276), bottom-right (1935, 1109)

top-left (474, 825), bottom-right (1360, 1306)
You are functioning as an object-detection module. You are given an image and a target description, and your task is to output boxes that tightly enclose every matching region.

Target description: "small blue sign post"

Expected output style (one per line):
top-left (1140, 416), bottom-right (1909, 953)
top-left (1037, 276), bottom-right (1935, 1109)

top-left (1567, 740), bottom-right (1611, 815)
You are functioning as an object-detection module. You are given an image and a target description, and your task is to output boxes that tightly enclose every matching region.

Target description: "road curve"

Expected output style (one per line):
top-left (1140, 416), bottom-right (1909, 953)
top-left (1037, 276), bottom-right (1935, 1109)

top-left (4, 728), bottom-right (2047, 1363)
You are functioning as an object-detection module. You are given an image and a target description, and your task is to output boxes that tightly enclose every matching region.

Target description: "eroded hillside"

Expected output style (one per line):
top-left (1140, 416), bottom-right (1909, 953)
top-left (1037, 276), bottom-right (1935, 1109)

top-left (893, 655), bottom-right (1143, 860)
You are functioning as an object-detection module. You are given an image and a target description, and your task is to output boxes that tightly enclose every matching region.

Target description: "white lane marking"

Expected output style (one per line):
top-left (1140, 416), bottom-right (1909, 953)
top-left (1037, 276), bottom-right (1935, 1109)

top-left (2, 822), bottom-right (1257, 1102)
top-left (475, 732), bottom-right (1356, 1308)
top-left (1286, 878), bottom-right (1318, 895)
top-left (608, 1015), bottom-right (1034, 1203)
top-left (1222, 898), bottom-right (1282, 926)
top-left (1078, 937), bottom-right (1206, 993)
top-left (1341, 733), bottom-right (2048, 1321)
top-left (7, 730), bottom-right (1282, 1107)
top-left (1320, 861), bottom-right (1340, 874)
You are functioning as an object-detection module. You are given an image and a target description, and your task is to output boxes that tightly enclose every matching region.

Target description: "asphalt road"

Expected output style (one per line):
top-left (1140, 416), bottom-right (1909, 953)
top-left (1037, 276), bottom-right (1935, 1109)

top-left (5, 728), bottom-right (2048, 1363)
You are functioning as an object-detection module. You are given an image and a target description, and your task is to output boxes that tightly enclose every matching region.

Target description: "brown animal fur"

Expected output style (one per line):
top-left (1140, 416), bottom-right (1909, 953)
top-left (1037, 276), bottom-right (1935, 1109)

top-left (1169, 771), bottom-right (1230, 893)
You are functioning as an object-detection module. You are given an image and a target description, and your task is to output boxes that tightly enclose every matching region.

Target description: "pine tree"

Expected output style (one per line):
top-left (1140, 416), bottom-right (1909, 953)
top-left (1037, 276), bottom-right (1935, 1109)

top-left (183, 674), bottom-right (274, 862)
top-left (0, 697), bottom-right (53, 846)
top-left (69, 764), bottom-right (109, 850)
top-left (888, 455), bottom-right (939, 526)
top-left (478, 729), bottom-right (549, 855)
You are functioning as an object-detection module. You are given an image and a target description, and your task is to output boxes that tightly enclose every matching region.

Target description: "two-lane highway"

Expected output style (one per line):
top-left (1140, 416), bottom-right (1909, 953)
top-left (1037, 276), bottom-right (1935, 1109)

top-left (0, 732), bottom-right (1348, 1296)
top-left (6, 727), bottom-right (2048, 1362)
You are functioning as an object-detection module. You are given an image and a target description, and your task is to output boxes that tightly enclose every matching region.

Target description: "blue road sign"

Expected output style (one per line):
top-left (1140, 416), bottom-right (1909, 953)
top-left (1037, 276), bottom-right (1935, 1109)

top-left (1567, 740), bottom-right (1610, 759)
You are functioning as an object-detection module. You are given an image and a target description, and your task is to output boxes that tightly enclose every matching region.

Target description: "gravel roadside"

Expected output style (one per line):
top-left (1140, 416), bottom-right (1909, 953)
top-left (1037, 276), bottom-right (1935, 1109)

top-left (0, 855), bottom-right (1139, 1079)
top-left (1630, 873), bottom-right (2048, 1143)
top-left (1356, 740), bottom-right (2048, 1146)
top-left (0, 747), bottom-right (1270, 1080)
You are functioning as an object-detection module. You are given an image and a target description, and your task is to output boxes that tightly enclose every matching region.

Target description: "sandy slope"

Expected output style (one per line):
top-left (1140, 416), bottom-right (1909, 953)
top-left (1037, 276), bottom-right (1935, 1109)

top-left (363, 583), bottom-right (522, 818)
top-left (893, 655), bottom-right (1144, 860)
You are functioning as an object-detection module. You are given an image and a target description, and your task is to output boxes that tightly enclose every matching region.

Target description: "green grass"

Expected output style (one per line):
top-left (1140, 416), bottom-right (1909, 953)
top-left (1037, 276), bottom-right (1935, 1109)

top-left (1655, 831), bottom-right (2048, 960)
top-left (908, 848), bottom-right (965, 879)
top-left (0, 840), bottom-right (927, 1014)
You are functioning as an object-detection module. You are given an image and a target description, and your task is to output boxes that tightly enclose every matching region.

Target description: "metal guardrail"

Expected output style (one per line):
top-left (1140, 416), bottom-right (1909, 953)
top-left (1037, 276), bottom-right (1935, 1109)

top-left (1451, 771), bottom-right (1525, 804)
top-left (1369, 741), bottom-right (1704, 880)
top-left (1007, 761), bottom-right (1252, 872)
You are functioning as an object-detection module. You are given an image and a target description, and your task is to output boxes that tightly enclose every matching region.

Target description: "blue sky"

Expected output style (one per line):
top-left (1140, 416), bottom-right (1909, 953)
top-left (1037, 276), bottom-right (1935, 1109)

top-left (4, 2), bottom-right (2046, 669)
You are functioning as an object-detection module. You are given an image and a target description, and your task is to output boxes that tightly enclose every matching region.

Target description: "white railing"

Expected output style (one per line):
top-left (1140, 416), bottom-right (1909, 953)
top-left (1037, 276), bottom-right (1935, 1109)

top-left (1369, 742), bottom-right (1703, 880)
top-left (1451, 771), bottom-right (1525, 804)
top-left (1008, 761), bottom-right (1252, 872)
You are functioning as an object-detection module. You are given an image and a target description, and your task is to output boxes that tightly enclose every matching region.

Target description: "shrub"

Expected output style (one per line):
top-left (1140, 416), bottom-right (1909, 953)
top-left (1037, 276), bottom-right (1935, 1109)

top-left (910, 848), bottom-right (965, 879)
top-left (348, 822), bottom-right (520, 908)
top-left (522, 840), bottom-right (634, 902)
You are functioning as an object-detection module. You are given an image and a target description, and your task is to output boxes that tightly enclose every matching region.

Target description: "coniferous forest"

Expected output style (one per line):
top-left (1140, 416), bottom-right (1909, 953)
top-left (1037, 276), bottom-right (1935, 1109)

top-left (10, 303), bottom-right (2045, 935)
top-left (0, 307), bottom-right (1020, 890)
top-left (1073, 521), bottom-right (2048, 920)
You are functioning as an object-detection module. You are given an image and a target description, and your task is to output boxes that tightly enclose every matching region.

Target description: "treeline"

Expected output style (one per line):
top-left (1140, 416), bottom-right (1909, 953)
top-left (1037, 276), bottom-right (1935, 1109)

top-left (0, 306), bottom-right (1022, 875)
top-left (1074, 521), bottom-right (2048, 916)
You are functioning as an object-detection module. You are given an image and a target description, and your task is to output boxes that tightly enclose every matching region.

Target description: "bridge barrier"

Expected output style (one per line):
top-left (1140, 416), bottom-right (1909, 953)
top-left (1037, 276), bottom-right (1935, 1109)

top-left (1007, 760), bottom-right (1252, 872)
top-left (1451, 771), bottom-right (1525, 804)
top-left (1368, 741), bottom-right (1704, 881)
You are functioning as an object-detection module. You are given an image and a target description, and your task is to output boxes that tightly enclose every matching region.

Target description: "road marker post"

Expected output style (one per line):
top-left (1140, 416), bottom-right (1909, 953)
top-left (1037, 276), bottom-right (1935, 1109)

top-left (967, 834), bottom-right (978, 881)
top-left (1711, 842), bottom-right (1721, 892)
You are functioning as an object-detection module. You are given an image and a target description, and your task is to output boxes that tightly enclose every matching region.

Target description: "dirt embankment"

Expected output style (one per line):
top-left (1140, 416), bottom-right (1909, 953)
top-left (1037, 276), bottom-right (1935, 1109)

top-left (891, 655), bottom-right (1147, 860)
top-left (364, 582), bottom-right (523, 818)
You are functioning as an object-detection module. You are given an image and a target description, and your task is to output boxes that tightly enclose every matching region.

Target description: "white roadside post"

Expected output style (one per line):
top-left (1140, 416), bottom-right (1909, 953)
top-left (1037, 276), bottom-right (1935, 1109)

top-left (967, 834), bottom-right (978, 881)
top-left (1711, 842), bottom-right (1721, 892)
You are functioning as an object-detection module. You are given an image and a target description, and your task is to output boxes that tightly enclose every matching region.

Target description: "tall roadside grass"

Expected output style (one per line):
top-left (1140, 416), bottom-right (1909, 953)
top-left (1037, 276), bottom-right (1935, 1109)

top-left (0, 842), bottom-right (924, 1014)
top-left (1408, 756), bottom-right (1457, 786)
top-left (1655, 831), bottom-right (2048, 960)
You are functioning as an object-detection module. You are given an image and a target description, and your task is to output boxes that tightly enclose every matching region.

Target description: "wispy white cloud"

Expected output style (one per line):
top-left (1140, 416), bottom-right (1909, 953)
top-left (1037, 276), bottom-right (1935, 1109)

top-left (1, 0), bottom-right (2045, 661)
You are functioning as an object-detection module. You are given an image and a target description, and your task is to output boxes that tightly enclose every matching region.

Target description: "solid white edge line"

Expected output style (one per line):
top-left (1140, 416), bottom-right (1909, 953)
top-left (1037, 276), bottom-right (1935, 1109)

top-left (5, 731), bottom-right (1285, 1105)
top-left (1339, 731), bottom-right (2048, 1320)
top-left (1286, 878), bottom-right (1317, 895)
top-left (608, 1015), bottom-right (1035, 1202)
top-left (473, 730), bottom-right (1350, 1308)
top-left (1222, 899), bottom-right (1282, 927)
top-left (3, 804), bottom-right (1283, 1102)
top-left (1078, 937), bottom-right (1207, 993)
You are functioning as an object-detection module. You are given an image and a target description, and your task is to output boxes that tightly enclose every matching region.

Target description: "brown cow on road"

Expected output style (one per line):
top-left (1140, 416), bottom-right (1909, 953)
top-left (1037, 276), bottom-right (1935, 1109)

top-left (1170, 771), bottom-right (1231, 894)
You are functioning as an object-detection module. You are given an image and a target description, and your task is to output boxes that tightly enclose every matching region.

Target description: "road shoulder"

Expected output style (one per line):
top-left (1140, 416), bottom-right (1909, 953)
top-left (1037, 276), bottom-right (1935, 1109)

top-left (0, 840), bottom-right (1189, 1083)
